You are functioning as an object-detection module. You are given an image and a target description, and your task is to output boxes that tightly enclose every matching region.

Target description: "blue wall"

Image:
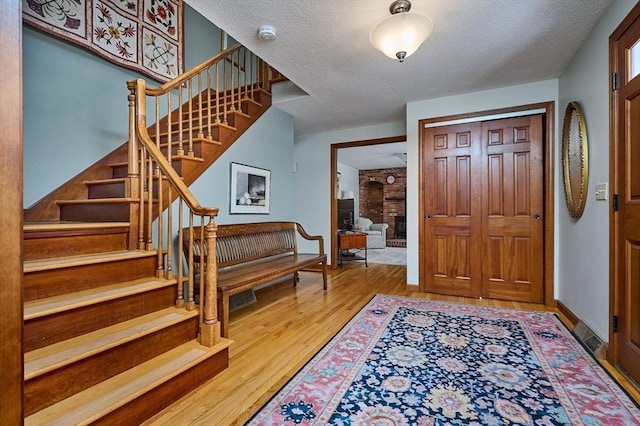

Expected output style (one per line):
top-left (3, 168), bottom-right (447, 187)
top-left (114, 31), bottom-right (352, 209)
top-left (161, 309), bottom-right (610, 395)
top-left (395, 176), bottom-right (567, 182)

top-left (188, 107), bottom-right (295, 224)
top-left (23, 25), bottom-right (134, 207)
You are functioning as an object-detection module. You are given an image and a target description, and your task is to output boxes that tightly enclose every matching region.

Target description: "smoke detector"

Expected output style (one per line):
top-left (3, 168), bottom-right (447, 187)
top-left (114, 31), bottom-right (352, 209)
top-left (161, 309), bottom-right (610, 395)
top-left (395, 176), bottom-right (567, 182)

top-left (258, 25), bottom-right (277, 41)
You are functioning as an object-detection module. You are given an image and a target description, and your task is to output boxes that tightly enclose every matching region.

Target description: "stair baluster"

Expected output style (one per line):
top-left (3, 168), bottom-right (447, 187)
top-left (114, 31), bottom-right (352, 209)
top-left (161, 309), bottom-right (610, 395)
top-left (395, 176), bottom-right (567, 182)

top-left (127, 44), bottom-right (277, 345)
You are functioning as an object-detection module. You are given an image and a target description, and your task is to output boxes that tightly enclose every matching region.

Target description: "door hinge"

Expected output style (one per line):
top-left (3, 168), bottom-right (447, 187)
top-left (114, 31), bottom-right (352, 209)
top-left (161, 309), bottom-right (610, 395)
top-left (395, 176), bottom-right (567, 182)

top-left (613, 193), bottom-right (619, 212)
top-left (613, 72), bottom-right (619, 91)
top-left (613, 315), bottom-right (619, 333)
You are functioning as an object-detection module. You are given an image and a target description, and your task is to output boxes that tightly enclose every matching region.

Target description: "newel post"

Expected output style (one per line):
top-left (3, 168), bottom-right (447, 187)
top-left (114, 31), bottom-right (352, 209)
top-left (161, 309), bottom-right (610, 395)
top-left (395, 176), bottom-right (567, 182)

top-left (126, 80), bottom-right (140, 199)
top-left (199, 215), bottom-right (220, 346)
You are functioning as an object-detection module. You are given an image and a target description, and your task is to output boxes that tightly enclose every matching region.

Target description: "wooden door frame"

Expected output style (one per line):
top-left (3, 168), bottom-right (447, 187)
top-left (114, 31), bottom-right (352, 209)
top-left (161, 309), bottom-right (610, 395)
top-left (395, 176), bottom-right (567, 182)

top-left (418, 102), bottom-right (555, 306)
top-left (608, 1), bottom-right (640, 371)
top-left (0, 0), bottom-right (25, 423)
top-left (330, 135), bottom-right (406, 268)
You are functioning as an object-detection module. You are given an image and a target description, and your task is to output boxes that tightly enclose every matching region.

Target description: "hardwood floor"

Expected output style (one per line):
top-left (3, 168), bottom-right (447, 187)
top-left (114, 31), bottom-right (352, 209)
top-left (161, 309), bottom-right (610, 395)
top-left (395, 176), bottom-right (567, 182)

top-left (143, 263), bottom-right (639, 425)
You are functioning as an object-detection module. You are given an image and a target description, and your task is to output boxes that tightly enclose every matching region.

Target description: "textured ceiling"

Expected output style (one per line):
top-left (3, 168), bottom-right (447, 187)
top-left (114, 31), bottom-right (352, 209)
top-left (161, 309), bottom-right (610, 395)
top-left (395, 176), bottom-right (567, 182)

top-left (340, 142), bottom-right (407, 170)
top-left (186, 0), bottom-right (611, 140)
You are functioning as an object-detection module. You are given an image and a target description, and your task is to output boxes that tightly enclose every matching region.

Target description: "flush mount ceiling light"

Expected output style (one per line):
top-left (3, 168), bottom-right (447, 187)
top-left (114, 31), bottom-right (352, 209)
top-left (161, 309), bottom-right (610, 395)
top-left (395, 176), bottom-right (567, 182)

top-left (369, 0), bottom-right (433, 62)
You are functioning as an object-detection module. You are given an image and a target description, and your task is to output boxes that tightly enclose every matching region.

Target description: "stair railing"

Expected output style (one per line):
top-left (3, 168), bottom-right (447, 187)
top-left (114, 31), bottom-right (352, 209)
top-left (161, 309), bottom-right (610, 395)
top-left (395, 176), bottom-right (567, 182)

top-left (127, 43), bottom-right (274, 346)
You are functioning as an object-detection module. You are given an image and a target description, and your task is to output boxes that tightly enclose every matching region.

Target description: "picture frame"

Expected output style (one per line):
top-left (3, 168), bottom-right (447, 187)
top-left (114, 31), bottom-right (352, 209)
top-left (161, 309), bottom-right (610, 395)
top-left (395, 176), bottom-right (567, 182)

top-left (230, 162), bottom-right (271, 214)
top-left (336, 172), bottom-right (342, 199)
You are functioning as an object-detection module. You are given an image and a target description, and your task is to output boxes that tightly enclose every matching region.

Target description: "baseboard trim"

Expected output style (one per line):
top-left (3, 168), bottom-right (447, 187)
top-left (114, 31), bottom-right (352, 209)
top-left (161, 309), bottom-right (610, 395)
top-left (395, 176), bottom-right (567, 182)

top-left (556, 300), bottom-right (580, 328)
top-left (406, 284), bottom-right (419, 292)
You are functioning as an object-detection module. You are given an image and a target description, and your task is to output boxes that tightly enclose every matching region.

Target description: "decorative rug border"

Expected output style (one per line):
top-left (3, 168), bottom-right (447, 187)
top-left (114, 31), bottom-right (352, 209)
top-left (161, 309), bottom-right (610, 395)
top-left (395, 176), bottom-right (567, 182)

top-left (566, 321), bottom-right (640, 411)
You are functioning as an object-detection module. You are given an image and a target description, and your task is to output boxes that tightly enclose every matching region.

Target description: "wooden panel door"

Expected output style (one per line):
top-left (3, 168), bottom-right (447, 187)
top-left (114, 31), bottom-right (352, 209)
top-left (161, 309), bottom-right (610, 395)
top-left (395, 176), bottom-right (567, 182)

top-left (423, 123), bottom-right (483, 297)
top-left (422, 115), bottom-right (544, 302)
top-left (611, 2), bottom-right (640, 385)
top-left (481, 116), bottom-right (544, 302)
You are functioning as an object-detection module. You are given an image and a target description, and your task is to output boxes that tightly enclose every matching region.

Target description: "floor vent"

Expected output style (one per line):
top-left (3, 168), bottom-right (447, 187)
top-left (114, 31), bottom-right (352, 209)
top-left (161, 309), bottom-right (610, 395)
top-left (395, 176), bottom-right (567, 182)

top-left (229, 289), bottom-right (257, 312)
top-left (573, 320), bottom-right (606, 359)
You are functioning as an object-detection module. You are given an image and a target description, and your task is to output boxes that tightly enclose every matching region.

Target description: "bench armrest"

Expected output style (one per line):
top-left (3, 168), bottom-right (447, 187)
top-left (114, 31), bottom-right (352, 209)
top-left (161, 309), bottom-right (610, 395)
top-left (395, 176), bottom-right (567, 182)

top-left (295, 223), bottom-right (325, 255)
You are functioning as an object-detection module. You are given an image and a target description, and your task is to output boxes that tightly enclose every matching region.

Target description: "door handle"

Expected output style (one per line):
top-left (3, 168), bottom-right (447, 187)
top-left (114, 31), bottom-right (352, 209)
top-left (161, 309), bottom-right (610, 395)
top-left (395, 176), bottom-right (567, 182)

top-left (533, 213), bottom-right (541, 220)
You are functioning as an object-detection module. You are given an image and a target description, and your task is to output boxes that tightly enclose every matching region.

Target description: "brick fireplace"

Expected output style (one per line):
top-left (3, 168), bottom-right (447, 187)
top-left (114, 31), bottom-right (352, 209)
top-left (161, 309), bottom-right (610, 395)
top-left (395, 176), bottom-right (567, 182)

top-left (358, 167), bottom-right (406, 243)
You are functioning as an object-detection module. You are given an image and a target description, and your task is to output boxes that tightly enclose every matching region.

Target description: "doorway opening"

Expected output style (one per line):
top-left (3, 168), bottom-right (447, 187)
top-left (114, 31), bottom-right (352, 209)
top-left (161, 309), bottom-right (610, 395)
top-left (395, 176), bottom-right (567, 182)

top-left (330, 136), bottom-right (406, 268)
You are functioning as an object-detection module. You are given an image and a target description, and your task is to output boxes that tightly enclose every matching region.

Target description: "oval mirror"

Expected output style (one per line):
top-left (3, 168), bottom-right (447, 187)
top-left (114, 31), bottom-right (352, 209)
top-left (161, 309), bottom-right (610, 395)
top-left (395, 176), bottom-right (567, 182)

top-left (562, 101), bottom-right (589, 219)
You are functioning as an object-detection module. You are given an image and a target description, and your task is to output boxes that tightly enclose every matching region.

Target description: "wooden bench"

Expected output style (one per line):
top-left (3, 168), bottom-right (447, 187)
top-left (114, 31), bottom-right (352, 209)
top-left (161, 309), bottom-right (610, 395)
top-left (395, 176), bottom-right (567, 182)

top-left (183, 222), bottom-right (327, 337)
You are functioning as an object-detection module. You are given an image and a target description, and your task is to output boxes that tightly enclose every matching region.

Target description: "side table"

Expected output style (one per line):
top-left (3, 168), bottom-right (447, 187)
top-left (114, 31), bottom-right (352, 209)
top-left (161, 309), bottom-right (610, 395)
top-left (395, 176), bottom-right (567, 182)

top-left (338, 231), bottom-right (368, 267)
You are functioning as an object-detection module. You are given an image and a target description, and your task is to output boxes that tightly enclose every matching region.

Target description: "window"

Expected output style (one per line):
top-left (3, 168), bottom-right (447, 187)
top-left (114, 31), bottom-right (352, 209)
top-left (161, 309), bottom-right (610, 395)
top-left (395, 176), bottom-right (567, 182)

top-left (630, 38), bottom-right (640, 80)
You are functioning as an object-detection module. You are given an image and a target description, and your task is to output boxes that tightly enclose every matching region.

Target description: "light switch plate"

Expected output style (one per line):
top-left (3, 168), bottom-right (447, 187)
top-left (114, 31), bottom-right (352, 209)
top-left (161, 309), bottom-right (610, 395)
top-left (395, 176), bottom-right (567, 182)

top-left (595, 182), bottom-right (608, 201)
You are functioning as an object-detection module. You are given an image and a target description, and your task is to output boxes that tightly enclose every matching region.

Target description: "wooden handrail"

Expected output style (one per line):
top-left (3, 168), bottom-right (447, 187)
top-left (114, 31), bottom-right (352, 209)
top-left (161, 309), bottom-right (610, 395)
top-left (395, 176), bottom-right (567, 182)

top-left (146, 43), bottom-right (242, 96)
top-left (129, 78), bottom-right (219, 217)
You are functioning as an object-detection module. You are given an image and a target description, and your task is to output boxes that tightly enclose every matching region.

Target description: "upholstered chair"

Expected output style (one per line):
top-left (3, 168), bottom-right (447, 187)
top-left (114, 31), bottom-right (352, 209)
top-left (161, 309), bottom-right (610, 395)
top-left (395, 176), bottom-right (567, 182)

top-left (354, 217), bottom-right (389, 249)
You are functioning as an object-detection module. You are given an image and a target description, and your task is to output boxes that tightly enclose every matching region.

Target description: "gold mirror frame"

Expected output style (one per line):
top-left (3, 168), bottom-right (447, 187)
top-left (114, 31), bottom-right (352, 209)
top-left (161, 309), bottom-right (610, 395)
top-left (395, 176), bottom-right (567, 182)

top-left (561, 101), bottom-right (589, 219)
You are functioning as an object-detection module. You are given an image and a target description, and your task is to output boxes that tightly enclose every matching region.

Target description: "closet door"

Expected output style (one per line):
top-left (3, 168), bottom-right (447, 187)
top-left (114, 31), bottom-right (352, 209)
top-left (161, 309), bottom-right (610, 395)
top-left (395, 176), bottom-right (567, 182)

top-left (422, 115), bottom-right (544, 302)
top-left (481, 115), bottom-right (544, 302)
top-left (423, 122), bottom-right (483, 297)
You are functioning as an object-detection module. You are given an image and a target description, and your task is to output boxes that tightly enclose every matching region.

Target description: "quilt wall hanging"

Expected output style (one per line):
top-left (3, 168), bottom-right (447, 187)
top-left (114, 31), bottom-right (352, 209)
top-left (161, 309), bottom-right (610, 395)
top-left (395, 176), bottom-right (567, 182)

top-left (23, 0), bottom-right (184, 83)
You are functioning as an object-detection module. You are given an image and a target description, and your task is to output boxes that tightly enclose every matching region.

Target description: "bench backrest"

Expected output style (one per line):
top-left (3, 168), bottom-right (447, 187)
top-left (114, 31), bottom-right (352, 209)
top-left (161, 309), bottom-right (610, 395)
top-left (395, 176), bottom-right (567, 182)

top-left (183, 222), bottom-right (298, 271)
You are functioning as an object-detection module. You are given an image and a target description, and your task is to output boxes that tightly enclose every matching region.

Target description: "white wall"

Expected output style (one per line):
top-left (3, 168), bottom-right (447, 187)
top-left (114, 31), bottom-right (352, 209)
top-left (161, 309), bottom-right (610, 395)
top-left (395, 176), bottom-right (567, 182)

top-left (294, 122), bottom-right (405, 258)
top-left (557, 0), bottom-right (637, 342)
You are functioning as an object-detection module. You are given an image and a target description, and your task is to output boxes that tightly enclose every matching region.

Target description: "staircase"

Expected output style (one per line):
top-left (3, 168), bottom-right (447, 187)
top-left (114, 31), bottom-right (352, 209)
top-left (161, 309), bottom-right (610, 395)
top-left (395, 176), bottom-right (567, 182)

top-left (22, 44), bottom-right (274, 424)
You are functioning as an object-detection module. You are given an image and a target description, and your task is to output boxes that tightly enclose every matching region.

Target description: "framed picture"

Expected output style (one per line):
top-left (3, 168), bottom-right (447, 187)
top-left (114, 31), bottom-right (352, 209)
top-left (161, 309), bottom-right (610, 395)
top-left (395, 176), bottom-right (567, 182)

top-left (230, 162), bottom-right (271, 214)
top-left (336, 172), bottom-right (342, 199)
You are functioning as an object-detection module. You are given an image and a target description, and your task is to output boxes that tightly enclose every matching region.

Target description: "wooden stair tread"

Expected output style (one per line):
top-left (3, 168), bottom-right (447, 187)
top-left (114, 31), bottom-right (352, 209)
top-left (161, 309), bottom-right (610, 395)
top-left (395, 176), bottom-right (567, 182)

top-left (170, 153), bottom-right (205, 162)
top-left (196, 102), bottom-right (262, 115)
top-left (159, 137), bottom-right (222, 148)
top-left (24, 306), bottom-right (197, 380)
top-left (108, 156), bottom-right (204, 167)
top-left (149, 127), bottom-right (231, 141)
top-left (24, 339), bottom-right (232, 426)
top-left (181, 103), bottom-right (257, 117)
top-left (24, 222), bottom-right (130, 232)
top-left (24, 277), bottom-right (176, 320)
top-left (188, 109), bottom-right (250, 121)
top-left (240, 95), bottom-right (263, 106)
top-left (151, 121), bottom-right (235, 134)
top-left (171, 120), bottom-right (236, 131)
top-left (83, 178), bottom-right (126, 185)
top-left (56, 197), bottom-right (139, 205)
top-left (24, 250), bottom-right (155, 273)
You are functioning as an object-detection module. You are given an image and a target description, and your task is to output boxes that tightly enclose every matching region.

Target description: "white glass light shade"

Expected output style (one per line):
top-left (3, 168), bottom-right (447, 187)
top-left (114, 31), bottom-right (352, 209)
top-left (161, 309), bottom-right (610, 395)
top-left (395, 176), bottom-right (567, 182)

top-left (370, 12), bottom-right (433, 61)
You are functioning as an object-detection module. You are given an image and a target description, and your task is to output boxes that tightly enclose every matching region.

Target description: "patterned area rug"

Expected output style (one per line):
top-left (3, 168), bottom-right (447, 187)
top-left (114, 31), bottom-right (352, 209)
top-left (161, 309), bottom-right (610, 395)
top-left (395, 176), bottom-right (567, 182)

top-left (248, 295), bottom-right (640, 425)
